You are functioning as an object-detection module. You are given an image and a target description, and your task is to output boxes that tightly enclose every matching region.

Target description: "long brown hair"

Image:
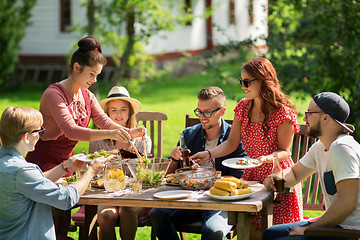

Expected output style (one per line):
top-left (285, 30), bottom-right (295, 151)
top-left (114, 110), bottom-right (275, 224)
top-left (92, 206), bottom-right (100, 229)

top-left (242, 57), bottom-right (295, 139)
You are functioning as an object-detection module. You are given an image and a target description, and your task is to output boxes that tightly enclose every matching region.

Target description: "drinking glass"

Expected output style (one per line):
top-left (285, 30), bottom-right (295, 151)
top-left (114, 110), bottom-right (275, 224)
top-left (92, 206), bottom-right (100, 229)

top-left (128, 178), bottom-right (142, 194)
top-left (272, 152), bottom-right (285, 192)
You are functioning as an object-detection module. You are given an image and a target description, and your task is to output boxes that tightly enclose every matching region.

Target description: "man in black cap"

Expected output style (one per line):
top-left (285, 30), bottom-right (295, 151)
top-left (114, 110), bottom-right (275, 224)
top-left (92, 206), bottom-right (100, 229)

top-left (263, 92), bottom-right (360, 240)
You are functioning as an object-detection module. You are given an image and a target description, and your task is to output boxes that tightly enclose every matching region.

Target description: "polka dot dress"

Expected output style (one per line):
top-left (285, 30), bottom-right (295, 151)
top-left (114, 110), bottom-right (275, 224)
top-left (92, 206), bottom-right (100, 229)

top-left (234, 98), bottom-right (303, 227)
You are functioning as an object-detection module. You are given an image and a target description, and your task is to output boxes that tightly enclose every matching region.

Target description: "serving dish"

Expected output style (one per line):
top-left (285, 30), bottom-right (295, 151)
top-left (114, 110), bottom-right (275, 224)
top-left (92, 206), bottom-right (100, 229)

top-left (126, 158), bottom-right (171, 187)
top-left (204, 190), bottom-right (253, 201)
top-left (175, 167), bottom-right (216, 190)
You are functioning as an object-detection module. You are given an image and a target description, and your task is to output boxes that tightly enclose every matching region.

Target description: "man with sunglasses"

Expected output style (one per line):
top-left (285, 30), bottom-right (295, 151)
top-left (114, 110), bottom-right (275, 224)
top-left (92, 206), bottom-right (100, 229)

top-left (263, 92), bottom-right (360, 240)
top-left (151, 87), bottom-right (247, 240)
top-left (0, 106), bottom-right (107, 240)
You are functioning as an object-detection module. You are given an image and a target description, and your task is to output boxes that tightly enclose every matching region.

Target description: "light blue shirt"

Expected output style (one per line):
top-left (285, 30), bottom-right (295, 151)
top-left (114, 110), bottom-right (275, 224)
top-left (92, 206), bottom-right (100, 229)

top-left (0, 146), bottom-right (79, 240)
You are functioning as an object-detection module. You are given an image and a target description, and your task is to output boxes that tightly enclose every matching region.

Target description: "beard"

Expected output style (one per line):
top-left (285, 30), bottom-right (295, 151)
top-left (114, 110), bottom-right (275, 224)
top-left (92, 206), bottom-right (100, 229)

top-left (202, 123), bottom-right (214, 131)
top-left (308, 120), bottom-right (322, 138)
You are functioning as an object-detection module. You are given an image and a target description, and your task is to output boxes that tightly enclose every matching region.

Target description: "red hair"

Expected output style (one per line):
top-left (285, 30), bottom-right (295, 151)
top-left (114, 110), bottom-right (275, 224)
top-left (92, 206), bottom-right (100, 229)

top-left (242, 57), bottom-right (295, 139)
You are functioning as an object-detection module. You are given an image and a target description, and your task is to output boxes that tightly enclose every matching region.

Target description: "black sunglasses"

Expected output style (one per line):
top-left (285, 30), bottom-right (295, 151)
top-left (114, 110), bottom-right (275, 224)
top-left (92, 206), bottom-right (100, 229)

top-left (194, 107), bottom-right (223, 118)
top-left (238, 78), bottom-right (259, 88)
top-left (31, 126), bottom-right (46, 136)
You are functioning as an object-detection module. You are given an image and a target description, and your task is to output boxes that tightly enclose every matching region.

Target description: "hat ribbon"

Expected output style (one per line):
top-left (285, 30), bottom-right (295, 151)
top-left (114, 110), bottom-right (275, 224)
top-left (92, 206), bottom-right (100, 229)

top-left (107, 93), bottom-right (129, 98)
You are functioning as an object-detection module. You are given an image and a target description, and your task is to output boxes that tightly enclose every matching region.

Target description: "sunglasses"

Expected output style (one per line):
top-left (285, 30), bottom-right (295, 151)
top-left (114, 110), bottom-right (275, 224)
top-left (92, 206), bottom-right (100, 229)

top-left (31, 126), bottom-right (46, 136)
top-left (238, 78), bottom-right (259, 88)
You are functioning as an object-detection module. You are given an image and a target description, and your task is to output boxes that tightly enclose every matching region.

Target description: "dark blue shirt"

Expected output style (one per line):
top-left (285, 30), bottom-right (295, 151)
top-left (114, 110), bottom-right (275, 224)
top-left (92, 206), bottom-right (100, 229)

top-left (176, 118), bottom-right (247, 178)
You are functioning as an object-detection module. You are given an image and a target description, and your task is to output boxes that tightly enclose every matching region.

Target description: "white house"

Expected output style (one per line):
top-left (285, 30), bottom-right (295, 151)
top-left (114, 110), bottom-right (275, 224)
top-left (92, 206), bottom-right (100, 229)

top-left (19, 0), bottom-right (267, 64)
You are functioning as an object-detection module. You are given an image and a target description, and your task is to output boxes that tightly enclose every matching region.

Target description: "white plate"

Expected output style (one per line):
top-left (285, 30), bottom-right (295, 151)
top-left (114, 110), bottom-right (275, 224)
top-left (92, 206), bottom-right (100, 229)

top-left (222, 158), bottom-right (262, 169)
top-left (246, 181), bottom-right (261, 186)
top-left (204, 190), bottom-right (253, 201)
top-left (75, 154), bottom-right (93, 162)
top-left (153, 190), bottom-right (193, 200)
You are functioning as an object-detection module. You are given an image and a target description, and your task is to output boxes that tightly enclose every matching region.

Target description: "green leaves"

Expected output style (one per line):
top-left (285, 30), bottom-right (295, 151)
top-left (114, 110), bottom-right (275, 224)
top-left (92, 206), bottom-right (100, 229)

top-left (267, 0), bottom-right (360, 140)
top-left (0, 0), bottom-right (36, 87)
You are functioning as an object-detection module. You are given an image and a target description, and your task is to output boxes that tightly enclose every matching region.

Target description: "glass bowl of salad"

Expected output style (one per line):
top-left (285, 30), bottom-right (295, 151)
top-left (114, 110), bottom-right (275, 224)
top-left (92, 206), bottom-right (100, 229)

top-left (125, 158), bottom-right (171, 187)
top-left (175, 167), bottom-right (216, 190)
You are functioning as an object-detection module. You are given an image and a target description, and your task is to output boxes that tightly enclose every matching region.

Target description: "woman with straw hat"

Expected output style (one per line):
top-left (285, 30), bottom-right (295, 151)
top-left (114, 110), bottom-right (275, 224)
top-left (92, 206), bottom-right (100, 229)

top-left (90, 86), bottom-right (151, 240)
top-left (90, 86), bottom-right (151, 155)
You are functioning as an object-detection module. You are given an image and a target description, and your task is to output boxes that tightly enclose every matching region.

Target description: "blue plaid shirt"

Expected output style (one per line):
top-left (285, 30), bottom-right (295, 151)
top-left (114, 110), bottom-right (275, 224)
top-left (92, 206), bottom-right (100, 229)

top-left (0, 146), bottom-right (79, 240)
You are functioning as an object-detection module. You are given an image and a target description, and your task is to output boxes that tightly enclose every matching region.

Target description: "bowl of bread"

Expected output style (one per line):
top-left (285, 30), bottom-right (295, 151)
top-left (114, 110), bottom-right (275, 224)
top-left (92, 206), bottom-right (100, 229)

top-left (175, 167), bottom-right (216, 190)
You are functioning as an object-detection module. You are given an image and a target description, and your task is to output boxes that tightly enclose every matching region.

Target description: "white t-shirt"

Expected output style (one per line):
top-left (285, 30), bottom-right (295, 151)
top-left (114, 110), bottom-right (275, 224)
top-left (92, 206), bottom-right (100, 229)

top-left (203, 137), bottom-right (219, 168)
top-left (300, 134), bottom-right (360, 230)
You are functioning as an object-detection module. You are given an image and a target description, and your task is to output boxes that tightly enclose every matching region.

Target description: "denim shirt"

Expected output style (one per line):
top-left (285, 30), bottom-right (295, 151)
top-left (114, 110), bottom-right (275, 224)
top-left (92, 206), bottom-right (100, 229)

top-left (177, 118), bottom-right (248, 178)
top-left (0, 146), bottom-right (79, 240)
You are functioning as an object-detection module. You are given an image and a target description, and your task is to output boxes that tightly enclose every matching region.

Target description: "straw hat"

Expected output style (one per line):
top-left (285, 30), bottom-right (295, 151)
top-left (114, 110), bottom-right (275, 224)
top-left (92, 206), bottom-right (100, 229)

top-left (99, 86), bottom-right (141, 113)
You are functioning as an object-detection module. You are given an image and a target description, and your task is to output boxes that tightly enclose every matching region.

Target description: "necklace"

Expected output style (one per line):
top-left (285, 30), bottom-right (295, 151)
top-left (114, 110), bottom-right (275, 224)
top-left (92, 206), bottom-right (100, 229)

top-left (73, 92), bottom-right (80, 101)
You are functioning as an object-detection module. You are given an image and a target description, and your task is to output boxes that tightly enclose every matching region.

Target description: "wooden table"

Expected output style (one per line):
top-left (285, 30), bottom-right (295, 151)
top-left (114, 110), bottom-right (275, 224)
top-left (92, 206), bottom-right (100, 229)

top-left (78, 183), bottom-right (274, 240)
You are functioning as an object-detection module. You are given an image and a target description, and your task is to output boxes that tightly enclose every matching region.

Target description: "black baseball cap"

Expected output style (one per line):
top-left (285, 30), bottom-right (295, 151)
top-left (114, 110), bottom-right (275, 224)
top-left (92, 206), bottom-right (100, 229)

top-left (313, 92), bottom-right (353, 133)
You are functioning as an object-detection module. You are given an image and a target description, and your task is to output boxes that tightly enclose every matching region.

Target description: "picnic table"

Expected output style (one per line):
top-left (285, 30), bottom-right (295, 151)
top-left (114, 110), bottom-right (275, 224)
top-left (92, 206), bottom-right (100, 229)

top-left (78, 182), bottom-right (274, 240)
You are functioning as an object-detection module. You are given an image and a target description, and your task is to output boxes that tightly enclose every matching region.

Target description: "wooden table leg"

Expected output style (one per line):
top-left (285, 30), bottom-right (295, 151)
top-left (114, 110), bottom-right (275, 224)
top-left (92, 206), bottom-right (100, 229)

top-left (260, 202), bottom-right (273, 235)
top-left (81, 205), bottom-right (97, 240)
top-left (236, 212), bottom-right (251, 240)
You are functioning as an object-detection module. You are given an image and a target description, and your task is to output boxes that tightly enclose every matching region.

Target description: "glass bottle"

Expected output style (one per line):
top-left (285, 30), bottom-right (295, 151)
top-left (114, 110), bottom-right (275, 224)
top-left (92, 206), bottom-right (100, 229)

top-left (104, 155), bottom-right (126, 192)
top-left (179, 133), bottom-right (191, 167)
top-left (272, 152), bottom-right (285, 192)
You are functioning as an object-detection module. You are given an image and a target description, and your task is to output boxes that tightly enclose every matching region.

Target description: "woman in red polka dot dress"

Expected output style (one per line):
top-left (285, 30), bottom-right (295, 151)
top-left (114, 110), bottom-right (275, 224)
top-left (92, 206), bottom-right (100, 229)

top-left (192, 57), bottom-right (303, 240)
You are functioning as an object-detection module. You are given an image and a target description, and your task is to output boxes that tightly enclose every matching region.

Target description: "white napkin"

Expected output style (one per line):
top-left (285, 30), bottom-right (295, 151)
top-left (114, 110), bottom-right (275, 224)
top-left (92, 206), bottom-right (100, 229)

top-left (107, 189), bottom-right (132, 197)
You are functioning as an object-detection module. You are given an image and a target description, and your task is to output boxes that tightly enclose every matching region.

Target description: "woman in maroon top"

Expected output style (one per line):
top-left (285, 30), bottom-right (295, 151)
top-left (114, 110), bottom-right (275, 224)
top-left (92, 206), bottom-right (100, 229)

top-left (26, 36), bottom-right (144, 239)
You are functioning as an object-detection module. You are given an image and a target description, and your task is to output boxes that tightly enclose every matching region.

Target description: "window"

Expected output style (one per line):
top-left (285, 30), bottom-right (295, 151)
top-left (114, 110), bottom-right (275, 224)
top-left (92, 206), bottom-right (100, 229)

top-left (184, 0), bottom-right (192, 26)
top-left (229, 0), bottom-right (235, 25)
top-left (60, 0), bottom-right (71, 32)
top-left (249, 0), bottom-right (254, 25)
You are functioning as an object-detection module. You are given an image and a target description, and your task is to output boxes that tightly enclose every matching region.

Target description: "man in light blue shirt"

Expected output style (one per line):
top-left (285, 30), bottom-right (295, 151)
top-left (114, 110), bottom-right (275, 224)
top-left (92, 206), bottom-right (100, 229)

top-left (0, 106), bottom-right (107, 240)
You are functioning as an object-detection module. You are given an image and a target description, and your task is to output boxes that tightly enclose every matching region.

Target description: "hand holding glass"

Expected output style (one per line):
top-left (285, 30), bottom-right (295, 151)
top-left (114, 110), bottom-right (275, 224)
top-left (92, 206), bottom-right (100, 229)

top-left (272, 152), bottom-right (285, 192)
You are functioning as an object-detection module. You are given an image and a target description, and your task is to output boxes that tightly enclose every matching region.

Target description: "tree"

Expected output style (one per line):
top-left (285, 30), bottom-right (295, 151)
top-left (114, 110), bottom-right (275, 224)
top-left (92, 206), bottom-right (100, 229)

top-left (0, 0), bottom-right (36, 88)
top-left (267, 0), bottom-right (360, 140)
top-left (83, 0), bottom-right (181, 90)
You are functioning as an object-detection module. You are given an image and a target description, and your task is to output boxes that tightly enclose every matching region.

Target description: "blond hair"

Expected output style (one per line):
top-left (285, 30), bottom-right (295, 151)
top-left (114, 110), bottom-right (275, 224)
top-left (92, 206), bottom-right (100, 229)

top-left (0, 107), bottom-right (43, 147)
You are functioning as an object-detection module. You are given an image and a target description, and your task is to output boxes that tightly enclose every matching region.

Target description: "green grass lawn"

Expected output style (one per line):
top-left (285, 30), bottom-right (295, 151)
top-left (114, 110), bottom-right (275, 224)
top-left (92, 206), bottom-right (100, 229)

top-left (0, 57), bottom-right (315, 240)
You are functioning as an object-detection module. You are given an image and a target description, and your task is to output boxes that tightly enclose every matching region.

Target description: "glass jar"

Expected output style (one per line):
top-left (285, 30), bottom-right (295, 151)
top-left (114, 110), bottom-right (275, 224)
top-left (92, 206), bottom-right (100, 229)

top-left (104, 156), bottom-right (126, 192)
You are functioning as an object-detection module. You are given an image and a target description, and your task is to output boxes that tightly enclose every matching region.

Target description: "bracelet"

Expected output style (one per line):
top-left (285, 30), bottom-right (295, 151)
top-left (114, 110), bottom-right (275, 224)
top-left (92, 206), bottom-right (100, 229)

top-left (207, 150), bottom-right (212, 160)
top-left (170, 157), bottom-right (180, 162)
top-left (61, 162), bottom-right (69, 173)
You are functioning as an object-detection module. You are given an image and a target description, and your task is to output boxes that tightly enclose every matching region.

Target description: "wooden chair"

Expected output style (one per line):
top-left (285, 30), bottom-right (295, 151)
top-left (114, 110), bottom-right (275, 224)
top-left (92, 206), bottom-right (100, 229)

top-left (174, 114), bottom-right (236, 240)
top-left (136, 111), bottom-right (168, 159)
top-left (292, 124), bottom-right (326, 213)
top-left (304, 227), bottom-right (360, 240)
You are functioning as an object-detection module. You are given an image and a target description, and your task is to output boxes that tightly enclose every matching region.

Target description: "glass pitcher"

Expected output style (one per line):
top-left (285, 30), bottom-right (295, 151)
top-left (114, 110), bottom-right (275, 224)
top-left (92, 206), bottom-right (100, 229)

top-left (104, 156), bottom-right (126, 192)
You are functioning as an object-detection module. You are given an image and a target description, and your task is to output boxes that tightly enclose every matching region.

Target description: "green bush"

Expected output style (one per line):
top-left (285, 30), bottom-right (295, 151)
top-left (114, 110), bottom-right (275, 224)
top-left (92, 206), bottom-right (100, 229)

top-left (267, 0), bottom-right (360, 140)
